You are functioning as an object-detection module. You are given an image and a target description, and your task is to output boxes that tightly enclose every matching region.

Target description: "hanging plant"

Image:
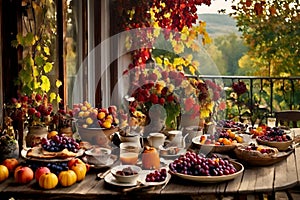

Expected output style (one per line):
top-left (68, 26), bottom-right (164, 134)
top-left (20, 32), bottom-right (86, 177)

top-left (11, 0), bottom-right (61, 103)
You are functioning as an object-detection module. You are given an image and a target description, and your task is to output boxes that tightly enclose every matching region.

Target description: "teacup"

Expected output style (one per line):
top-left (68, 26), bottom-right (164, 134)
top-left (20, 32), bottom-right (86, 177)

top-left (168, 130), bottom-right (184, 147)
top-left (147, 133), bottom-right (166, 148)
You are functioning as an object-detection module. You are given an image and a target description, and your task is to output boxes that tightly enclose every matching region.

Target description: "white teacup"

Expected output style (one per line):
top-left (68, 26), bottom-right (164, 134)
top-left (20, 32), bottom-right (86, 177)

top-left (168, 130), bottom-right (184, 147)
top-left (147, 133), bottom-right (166, 148)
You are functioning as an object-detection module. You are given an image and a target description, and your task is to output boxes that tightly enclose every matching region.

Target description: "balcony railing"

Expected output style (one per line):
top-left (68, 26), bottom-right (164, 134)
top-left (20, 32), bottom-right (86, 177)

top-left (187, 75), bottom-right (300, 125)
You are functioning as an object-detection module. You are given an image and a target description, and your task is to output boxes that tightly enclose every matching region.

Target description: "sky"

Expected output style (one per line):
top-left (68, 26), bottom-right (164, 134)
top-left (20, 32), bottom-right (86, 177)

top-left (197, 0), bottom-right (234, 14)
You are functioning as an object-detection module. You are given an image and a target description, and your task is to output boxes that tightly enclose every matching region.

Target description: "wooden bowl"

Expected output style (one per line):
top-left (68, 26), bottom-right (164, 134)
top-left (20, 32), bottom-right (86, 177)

top-left (234, 145), bottom-right (293, 166)
top-left (256, 138), bottom-right (293, 151)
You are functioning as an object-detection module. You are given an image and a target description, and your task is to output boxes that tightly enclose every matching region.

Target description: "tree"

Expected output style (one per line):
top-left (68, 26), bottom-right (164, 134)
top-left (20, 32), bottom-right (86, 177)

top-left (208, 33), bottom-right (247, 75)
top-left (231, 0), bottom-right (300, 76)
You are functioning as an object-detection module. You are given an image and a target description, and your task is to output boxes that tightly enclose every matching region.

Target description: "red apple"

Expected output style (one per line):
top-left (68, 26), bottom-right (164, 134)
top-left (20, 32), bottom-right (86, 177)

top-left (35, 166), bottom-right (51, 182)
top-left (2, 158), bottom-right (19, 173)
top-left (67, 158), bottom-right (85, 169)
top-left (108, 105), bottom-right (117, 114)
top-left (99, 108), bottom-right (109, 115)
top-left (14, 166), bottom-right (34, 184)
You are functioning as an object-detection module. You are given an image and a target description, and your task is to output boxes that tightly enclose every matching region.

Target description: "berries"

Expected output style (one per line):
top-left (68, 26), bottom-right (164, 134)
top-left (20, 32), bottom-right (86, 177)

top-left (41, 135), bottom-right (80, 153)
top-left (145, 168), bottom-right (167, 182)
top-left (169, 151), bottom-right (237, 176)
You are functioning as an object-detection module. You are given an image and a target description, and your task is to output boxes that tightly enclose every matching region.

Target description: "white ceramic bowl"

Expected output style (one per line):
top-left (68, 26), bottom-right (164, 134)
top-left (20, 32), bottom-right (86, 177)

top-left (85, 147), bottom-right (112, 165)
top-left (111, 165), bottom-right (141, 183)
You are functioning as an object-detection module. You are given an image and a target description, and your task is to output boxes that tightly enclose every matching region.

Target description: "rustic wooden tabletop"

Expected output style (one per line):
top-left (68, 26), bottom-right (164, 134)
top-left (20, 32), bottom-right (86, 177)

top-left (1, 129), bottom-right (300, 200)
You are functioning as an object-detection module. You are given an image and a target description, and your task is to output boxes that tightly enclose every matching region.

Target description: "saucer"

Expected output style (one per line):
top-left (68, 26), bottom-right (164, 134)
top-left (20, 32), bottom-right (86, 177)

top-left (104, 173), bottom-right (138, 187)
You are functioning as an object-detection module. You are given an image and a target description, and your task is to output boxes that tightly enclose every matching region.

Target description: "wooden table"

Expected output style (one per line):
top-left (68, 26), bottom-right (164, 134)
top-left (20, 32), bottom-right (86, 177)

top-left (1, 129), bottom-right (300, 200)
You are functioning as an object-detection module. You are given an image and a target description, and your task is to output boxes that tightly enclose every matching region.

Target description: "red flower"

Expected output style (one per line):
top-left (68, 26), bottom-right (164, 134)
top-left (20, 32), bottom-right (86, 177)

top-left (150, 94), bottom-right (159, 104)
top-left (159, 97), bottom-right (165, 105)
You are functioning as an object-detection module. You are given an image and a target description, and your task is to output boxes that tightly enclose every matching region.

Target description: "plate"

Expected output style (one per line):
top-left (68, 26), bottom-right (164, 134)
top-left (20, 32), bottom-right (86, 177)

top-left (104, 172), bottom-right (139, 187)
top-left (104, 169), bottom-right (171, 187)
top-left (192, 136), bottom-right (236, 153)
top-left (170, 160), bottom-right (244, 183)
top-left (139, 169), bottom-right (171, 186)
top-left (21, 148), bottom-right (84, 162)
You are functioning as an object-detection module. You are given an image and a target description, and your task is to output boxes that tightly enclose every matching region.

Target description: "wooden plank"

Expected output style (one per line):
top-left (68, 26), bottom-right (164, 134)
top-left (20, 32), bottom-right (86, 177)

top-left (238, 167), bottom-right (257, 194)
top-left (224, 170), bottom-right (243, 193)
top-left (274, 152), bottom-right (298, 190)
top-left (253, 165), bottom-right (274, 193)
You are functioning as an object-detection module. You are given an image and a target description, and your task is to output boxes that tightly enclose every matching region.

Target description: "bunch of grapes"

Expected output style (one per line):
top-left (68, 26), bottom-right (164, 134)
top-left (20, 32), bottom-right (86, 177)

top-left (145, 168), bottom-right (167, 182)
top-left (41, 135), bottom-right (80, 153)
top-left (258, 127), bottom-right (291, 142)
top-left (169, 151), bottom-right (237, 176)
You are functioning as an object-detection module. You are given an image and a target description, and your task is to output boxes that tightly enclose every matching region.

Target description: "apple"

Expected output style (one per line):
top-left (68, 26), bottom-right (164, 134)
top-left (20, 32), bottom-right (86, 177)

top-left (35, 166), bottom-right (51, 182)
top-left (2, 158), bottom-right (19, 173)
top-left (99, 108), bottom-right (109, 115)
top-left (14, 166), bottom-right (34, 184)
top-left (67, 158), bottom-right (85, 169)
top-left (108, 105), bottom-right (117, 114)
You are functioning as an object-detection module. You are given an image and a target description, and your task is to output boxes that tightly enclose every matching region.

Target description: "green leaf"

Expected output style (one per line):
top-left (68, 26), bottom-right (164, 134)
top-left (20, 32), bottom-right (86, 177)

top-left (44, 62), bottom-right (53, 73)
top-left (35, 55), bottom-right (45, 67)
top-left (24, 32), bottom-right (36, 46)
top-left (56, 79), bottom-right (62, 88)
top-left (40, 75), bottom-right (51, 92)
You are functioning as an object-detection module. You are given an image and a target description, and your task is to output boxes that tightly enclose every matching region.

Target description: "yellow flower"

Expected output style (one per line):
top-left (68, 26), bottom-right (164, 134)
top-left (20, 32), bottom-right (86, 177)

top-left (189, 65), bottom-right (196, 75)
top-left (173, 57), bottom-right (185, 66)
top-left (172, 41), bottom-right (184, 54)
top-left (155, 57), bottom-right (163, 65)
top-left (164, 12), bottom-right (171, 18)
top-left (155, 83), bottom-right (164, 94)
top-left (168, 84), bottom-right (175, 93)
top-left (200, 109), bottom-right (211, 118)
top-left (177, 65), bottom-right (183, 71)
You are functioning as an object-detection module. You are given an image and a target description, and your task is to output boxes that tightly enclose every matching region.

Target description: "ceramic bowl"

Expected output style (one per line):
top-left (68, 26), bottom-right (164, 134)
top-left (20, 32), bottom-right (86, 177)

top-left (111, 165), bottom-right (141, 183)
top-left (85, 147), bottom-right (112, 165)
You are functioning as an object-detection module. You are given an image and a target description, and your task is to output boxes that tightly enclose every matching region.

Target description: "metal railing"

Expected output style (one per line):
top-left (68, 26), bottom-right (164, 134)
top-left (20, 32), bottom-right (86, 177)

top-left (187, 75), bottom-right (300, 123)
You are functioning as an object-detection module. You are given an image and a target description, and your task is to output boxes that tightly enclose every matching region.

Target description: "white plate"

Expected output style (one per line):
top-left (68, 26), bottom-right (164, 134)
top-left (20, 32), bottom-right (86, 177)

top-left (104, 169), bottom-right (171, 187)
top-left (21, 148), bottom-right (85, 162)
top-left (170, 160), bottom-right (244, 183)
top-left (104, 173), bottom-right (138, 187)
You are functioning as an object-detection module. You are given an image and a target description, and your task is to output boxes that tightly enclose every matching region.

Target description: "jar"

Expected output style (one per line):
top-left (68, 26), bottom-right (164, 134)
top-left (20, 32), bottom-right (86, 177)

top-left (26, 126), bottom-right (48, 147)
top-left (142, 146), bottom-right (160, 170)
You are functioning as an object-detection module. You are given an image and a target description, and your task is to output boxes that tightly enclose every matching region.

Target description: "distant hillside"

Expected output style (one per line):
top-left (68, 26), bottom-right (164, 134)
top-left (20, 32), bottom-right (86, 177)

top-left (198, 14), bottom-right (241, 38)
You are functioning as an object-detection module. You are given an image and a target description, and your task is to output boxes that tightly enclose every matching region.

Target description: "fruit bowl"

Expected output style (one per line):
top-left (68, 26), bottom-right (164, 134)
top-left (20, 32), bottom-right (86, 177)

top-left (256, 137), bottom-right (293, 151)
top-left (234, 144), bottom-right (293, 166)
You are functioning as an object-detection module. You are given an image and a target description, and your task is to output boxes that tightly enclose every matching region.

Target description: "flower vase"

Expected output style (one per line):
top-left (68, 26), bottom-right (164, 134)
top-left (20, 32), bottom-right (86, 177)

top-left (25, 126), bottom-right (48, 147)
